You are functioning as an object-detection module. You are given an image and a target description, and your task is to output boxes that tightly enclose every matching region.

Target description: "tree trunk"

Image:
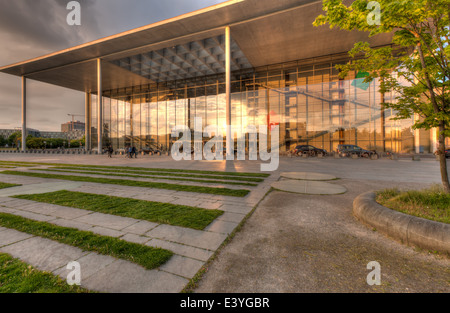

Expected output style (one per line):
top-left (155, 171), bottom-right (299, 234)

top-left (438, 123), bottom-right (450, 193)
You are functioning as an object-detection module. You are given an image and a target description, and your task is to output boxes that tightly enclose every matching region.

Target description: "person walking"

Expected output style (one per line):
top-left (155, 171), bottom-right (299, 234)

top-left (132, 146), bottom-right (138, 159)
top-left (107, 145), bottom-right (113, 158)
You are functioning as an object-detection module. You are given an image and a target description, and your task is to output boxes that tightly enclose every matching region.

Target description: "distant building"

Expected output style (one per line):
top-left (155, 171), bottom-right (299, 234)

top-left (0, 128), bottom-right (84, 141)
top-left (0, 128), bottom-right (40, 139)
top-left (61, 121), bottom-right (85, 133)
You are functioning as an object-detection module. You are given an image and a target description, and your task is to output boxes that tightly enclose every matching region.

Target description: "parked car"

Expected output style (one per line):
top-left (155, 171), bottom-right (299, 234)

top-left (294, 145), bottom-right (327, 156)
top-left (337, 144), bottom-right (377, 158)
top-left (140, 147), bottom-right (162, 155)
top-left (445, 149), bottom-right (450, 159)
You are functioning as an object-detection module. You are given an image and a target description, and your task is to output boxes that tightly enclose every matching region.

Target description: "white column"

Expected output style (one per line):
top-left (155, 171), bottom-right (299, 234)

top-left (430, 127), bottom-right (438, 153)
top-left (414, 113), bottom-right (420, 154)
top-left (225, 26), bottom-right (233, 160)
top-left (21, 76), bottom-right (27, 152)
top-left (85, 92), bottom-right (91, 151)
top-left (97, 59), bottom-right (103, 154)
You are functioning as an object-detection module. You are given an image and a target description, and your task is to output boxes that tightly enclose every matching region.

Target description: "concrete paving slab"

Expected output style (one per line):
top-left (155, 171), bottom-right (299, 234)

top-left (204, 220), bottom-right (239, 235)
top-left (53, 252), bottom-right (117, 281)
top-left (82, 259), bottom-right (189, 293)
top-left (120, 233), bottom-right (151, 245)
top-left (218, 204), bottom-right (253, 214)
top-left (0, 229), bottom-right (34, 247)
top-left (46, 206), bottom-right (92, 219)
top-left (0, 206), bottom-right (18, 214)
top-left (74, 212), bottom-right (137, 230)
top-left (271, 180), bottom-right (347, 195)
top-left (147, 239), bottom-right (213, 262)
top-left (15, 203), bottom-right (59, 216)
top-left (280, 172), bottom-right (337, 181)
top-left (159, 255), bottom-right (205, 279)
top-left (121, 220), bottom-right (158, 235)
top-left (90, 226), bottom-right (125, 238)
top-left (216, 212), bottom-right (246, 223)
top-left (51, 218), bottom-right (95, 231)
top-left (0, 182), bottom-right (84, 197)
top-left (10, 210), bottom-right (57, 222)
top-left (0, 237), bottom-right (88, 273)
top-left (147, 225), bottom-right (227, 251)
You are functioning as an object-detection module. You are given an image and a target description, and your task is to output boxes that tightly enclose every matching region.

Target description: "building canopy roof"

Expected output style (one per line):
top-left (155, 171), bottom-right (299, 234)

top-left (0, 0), bottom-right (393, 93)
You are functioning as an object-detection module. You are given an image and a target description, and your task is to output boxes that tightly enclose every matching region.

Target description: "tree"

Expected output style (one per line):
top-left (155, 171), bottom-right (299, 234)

top-left (314, 0), bottom-right (450, 193)
top-left (0, 136), bottom-right (6, 147)
top-left (8, 131), bottom-right (21, 148)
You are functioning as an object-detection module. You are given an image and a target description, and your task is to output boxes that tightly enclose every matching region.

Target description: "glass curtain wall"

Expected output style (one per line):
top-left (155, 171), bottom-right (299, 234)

top-left (92, 57), bottom-right (414, 154)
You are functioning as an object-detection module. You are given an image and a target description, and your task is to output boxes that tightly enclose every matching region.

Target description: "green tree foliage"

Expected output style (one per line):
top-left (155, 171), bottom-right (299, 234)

top-left (314, 0), bottom-right (450, 192)
top-left (7, 131), bottom-right (21, 147)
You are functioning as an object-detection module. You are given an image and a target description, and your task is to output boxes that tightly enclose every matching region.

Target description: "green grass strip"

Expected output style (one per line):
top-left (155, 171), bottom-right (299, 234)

top-left (0, 161), bottom-right (270, 177)
top-left (0, 252), bottom-right (91, 293)
top-left (49, 166), bottom-right (265, 183)
top-left (377, 187), bottom-right (450, 224)
top-left (0, 171), bottom-right (250, 197)
top-left (0, 182), bottom-right (21, 190)
top-left (14, 190), bottom-right (224, 230)
top-left (35, 168), bottom-right (258, 187)
top-left (0, 213), bottom-right (173, 270)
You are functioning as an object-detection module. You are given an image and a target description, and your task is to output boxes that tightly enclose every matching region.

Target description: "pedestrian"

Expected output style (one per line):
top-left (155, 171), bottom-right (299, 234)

top-left (132, 146), bottom-right (138, 159)
top-left (107, 145), bottom-right (113, 158)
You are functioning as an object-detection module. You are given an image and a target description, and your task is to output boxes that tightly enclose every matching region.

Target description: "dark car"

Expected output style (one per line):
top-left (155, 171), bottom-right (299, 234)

top-left (337, 144), bottom-right (377, 158)
top-left (294, 145), bottom-right (327, 156)
top-left (140, 147), bottom-right (162, 155)
top-left (446, 149), bottom-right (450, 159)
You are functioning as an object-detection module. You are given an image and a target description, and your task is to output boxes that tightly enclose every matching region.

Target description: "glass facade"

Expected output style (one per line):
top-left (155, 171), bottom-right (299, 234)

top-left (91, 56), bottom-right (415, 154)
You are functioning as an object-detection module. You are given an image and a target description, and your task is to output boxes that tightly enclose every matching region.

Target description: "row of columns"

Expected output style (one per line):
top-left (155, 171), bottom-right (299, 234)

top-left (20, 26), bottom-right (232, 155)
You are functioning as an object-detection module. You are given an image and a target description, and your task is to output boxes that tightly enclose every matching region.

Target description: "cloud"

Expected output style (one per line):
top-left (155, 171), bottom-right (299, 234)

top-left (0, 0), bottom-right (226, 131)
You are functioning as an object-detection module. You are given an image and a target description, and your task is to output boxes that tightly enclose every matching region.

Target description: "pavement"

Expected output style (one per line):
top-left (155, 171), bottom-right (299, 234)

top-left (0, 154), bottom-right (449, 292)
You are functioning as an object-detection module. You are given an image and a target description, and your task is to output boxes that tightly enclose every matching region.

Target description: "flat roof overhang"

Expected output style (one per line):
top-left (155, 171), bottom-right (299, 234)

top-left (0, 0), bottom-right (394, 93)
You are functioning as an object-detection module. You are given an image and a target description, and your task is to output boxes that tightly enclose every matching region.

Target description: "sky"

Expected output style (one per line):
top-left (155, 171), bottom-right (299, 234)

top-left (0, 0), bottom-right (226, 131)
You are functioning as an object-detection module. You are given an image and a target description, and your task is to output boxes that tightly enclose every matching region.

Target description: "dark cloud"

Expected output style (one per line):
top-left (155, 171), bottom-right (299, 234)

top-left (0, 0), bottom-right (226, 131)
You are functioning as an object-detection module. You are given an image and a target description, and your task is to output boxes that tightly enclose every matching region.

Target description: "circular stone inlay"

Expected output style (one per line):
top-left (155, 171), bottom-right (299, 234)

top-left (271, 180), bottom-right (347, 195)
top-left (280, 172), bottom-right (337, 181)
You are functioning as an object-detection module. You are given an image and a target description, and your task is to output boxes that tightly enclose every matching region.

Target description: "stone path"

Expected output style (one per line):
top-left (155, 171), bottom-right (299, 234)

top-left (0, 228), bottom-right (188, 293)
top-left (0, 169), bottom-right (278, 292)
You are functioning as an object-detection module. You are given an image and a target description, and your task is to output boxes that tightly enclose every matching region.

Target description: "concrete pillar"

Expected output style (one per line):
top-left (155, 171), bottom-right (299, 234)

top-left (430, 127), bottom-right (438, 153)
top-left (21, 76), bottom-right (27, 152)
top-left (85, 92), bottom-right (91, 151)
top-left (225, 26), bottom-right (233, 160)
top-left (414, 113), bottom-right (420, 154)
top-left (97, 59), bottom-right (103, 154)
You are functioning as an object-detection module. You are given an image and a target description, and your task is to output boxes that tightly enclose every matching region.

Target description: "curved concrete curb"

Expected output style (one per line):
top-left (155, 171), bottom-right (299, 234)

top-left (353, 192), bottom-right (450, 255)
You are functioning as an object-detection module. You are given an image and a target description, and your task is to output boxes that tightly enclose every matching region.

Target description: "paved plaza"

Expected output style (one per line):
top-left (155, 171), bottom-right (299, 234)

top-left (0, 154), bottom-right (449, 292)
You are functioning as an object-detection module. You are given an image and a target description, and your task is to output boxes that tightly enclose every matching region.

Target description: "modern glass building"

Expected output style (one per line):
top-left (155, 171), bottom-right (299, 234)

top-left (0, 0), bottom-right (434, 154)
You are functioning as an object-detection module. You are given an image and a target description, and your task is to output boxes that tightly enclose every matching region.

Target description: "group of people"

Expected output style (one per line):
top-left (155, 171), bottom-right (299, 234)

top-left (105, 145), bottom-right (138, 159)
top-left (126, 146), bottom-right (138, 159)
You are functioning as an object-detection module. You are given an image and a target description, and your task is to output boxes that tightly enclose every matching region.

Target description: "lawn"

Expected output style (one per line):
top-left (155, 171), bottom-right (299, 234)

top-left (0, 253), bottom-right (91, 293)
top-left (0, 171), bottom-right (250, 197)
top-left (14, 190), bottom-right (224, 230)
top-left (0, 161), bottom-right (269, 177)
top-left (48, 167), bottom-right (265, 182)
top-left (376, 187), bottom-right (450, 224)
top-left (32, 168), bottom-right (259, 187)
top-left (0, 213), bottom-right (173, 270)
top-left (0, 182), bottom-right (20, 190)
